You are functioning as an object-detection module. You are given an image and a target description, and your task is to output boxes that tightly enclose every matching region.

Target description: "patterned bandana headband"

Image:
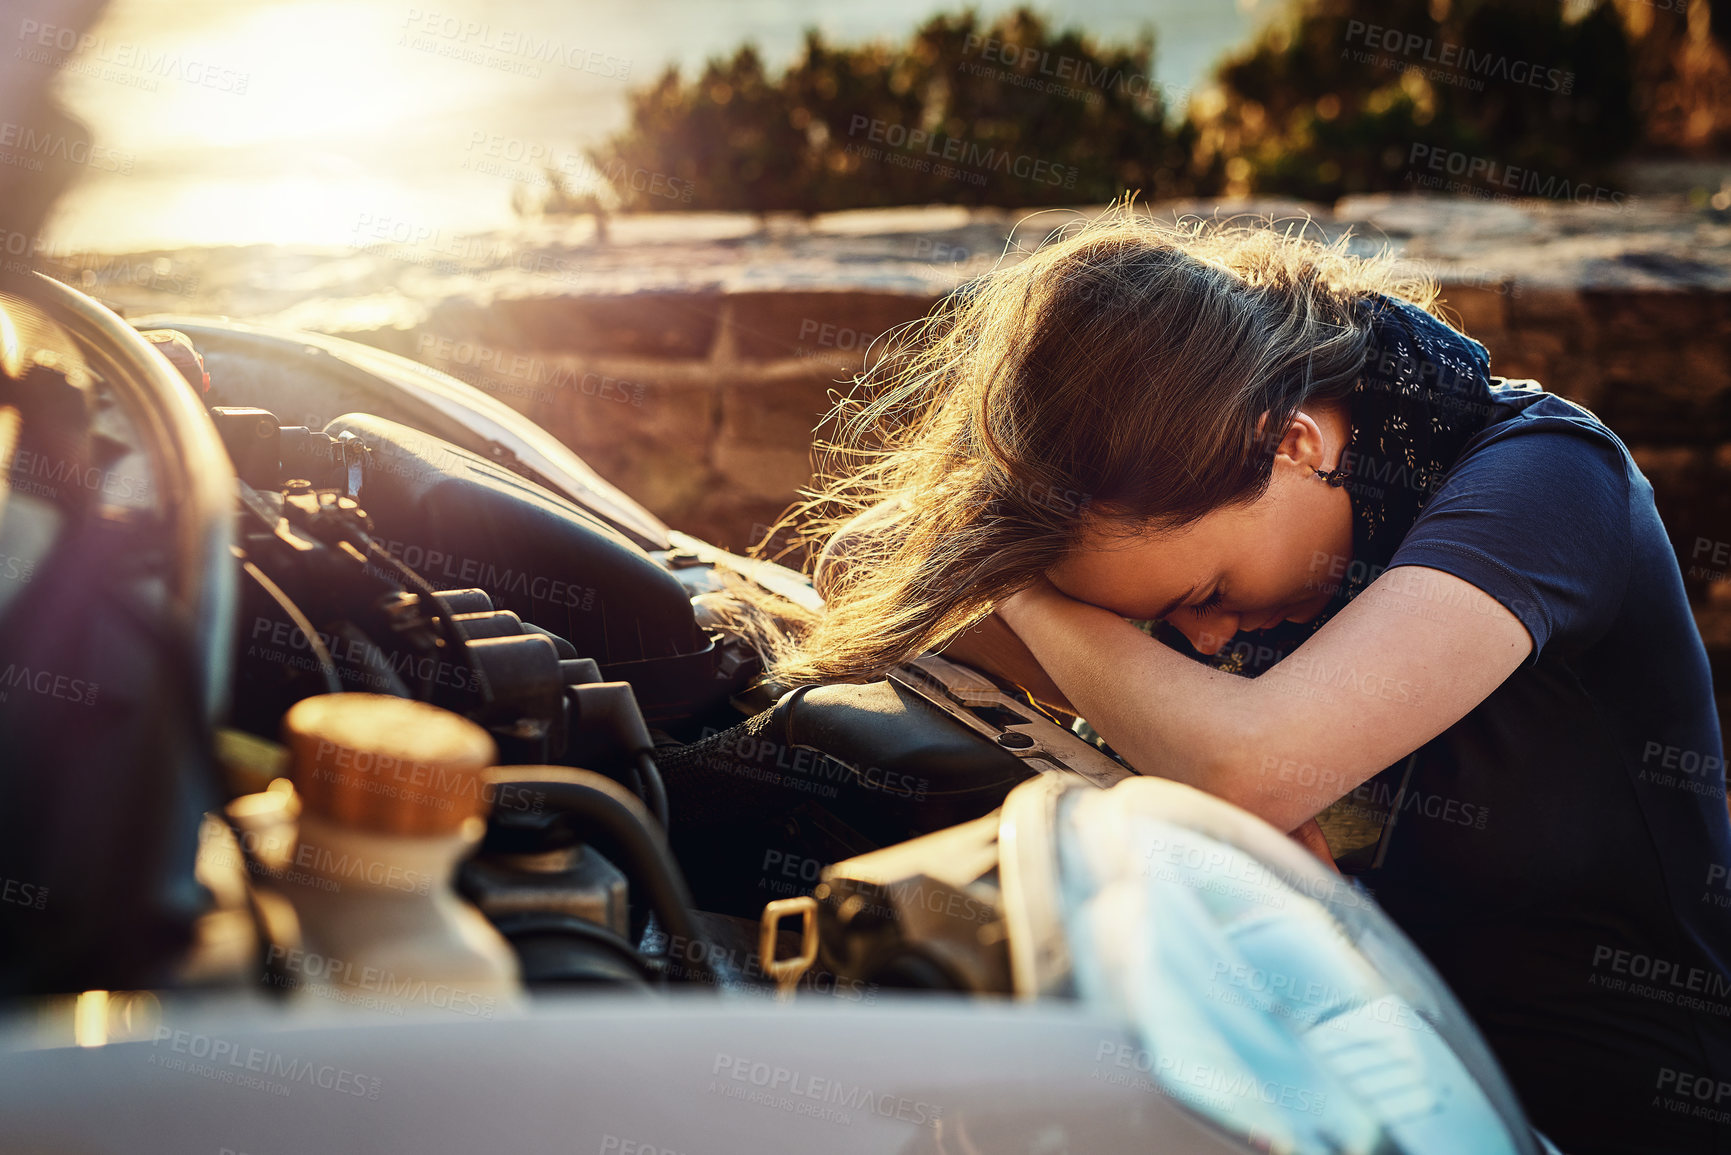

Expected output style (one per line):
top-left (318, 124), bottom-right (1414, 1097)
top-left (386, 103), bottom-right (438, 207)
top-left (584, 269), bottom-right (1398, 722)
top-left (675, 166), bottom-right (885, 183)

top-left (1143, 292), bottom-right (1502, 678)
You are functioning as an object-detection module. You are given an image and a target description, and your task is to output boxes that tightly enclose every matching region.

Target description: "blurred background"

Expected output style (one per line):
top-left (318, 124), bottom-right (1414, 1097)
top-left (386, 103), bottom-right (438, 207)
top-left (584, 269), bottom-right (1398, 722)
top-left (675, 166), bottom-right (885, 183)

top-left (15, 0), bottom-right (1731, 246)
top-left (17, 0), bottom-right (1731, 248)
top-left (29, 0), bottom-right (1257, 247)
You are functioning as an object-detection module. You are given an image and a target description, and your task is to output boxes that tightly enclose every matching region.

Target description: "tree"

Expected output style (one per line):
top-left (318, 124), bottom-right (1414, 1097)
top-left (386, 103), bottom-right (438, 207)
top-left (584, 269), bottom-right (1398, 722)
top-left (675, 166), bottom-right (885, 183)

top-left (585, 8), bottom-right (1195, 213)
top-left (1197, 0), bottom-right (1638, 202)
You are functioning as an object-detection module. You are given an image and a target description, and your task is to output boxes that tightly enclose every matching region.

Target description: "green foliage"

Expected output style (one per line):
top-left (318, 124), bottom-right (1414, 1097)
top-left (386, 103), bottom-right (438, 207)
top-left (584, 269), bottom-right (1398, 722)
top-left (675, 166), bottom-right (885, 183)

top-left (583, 8), bottom-right (1195, 214)
top-left (561, 0), bottom-right (1644, 213)
top-left (1207, 0), bottom-right (1639, 201)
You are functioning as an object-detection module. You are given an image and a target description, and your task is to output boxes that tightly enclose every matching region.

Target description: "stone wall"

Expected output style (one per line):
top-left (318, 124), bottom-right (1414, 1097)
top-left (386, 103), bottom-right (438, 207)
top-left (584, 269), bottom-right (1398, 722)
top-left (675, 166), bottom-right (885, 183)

top-left (407, 287), bottom-right (929, 552)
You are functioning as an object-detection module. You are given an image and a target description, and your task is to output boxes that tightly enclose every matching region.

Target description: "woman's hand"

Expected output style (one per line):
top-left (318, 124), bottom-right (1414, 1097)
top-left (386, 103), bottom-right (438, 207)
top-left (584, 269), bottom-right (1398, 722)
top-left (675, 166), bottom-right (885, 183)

top-left (996, 574), bottom-right (1074, 636)
top-left (939, 612), bottom-right (1079, 716)
top-left (1289, 818), bottom-right (1339, 873)
top-left (816, 511), bottom-right (1078, 714)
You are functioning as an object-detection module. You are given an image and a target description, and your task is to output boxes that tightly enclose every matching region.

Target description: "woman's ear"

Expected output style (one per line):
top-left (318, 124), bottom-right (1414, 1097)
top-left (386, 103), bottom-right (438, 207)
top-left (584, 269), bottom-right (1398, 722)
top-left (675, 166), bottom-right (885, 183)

top-left (1270, 409), bottom-right (1327, 471)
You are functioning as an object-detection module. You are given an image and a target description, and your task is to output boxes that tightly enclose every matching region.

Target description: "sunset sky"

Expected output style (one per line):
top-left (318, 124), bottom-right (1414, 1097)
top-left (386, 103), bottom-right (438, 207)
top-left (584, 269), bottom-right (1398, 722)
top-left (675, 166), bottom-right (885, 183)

top-left (26, 0), bottom-right (1267, 251)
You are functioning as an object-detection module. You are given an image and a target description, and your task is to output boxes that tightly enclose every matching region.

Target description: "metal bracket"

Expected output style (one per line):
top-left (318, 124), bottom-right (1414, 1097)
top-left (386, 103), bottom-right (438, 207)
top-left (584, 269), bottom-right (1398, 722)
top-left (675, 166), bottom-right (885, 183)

top-left (760, 896), bottom-right (819, 1001)
top-left (887, 655), bottom-right (1135, 790)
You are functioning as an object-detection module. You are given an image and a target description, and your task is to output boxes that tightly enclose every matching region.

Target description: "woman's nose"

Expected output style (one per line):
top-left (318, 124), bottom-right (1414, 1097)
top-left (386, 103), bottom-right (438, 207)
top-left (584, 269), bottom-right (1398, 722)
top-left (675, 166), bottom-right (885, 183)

top-left (1168, 611), bottom-right (1241, 655)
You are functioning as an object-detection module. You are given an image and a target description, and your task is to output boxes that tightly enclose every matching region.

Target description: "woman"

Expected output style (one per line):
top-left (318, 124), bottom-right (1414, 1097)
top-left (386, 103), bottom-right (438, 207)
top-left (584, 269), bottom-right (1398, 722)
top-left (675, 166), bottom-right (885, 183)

top-left (765, 208), bottom-right (1731, 1154)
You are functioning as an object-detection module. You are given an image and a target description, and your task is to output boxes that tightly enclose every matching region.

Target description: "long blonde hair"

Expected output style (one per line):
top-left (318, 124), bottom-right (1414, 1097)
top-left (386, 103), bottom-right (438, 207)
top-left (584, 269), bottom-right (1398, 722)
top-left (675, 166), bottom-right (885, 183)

top-left (703, 202), bottom-right (1440, 690)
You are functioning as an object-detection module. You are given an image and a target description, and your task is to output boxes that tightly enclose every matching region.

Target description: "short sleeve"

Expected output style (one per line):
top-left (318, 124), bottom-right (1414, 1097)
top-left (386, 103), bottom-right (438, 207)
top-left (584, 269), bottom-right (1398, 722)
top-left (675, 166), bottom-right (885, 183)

top-left (1382, 417), bottom-right (1633, 666)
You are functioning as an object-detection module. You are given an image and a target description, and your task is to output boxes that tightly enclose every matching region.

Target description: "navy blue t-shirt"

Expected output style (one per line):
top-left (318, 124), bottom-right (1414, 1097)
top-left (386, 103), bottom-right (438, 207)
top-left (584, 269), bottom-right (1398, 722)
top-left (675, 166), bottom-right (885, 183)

top-left (1347, 381), bottom-right (1731, 1154)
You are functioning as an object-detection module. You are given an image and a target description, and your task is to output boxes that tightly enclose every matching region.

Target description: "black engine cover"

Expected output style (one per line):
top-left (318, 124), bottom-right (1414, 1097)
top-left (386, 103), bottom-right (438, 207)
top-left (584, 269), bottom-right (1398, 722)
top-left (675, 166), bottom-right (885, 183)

top-left (659, 678), bottom-right (1037, 916)
top-left (327, 412), bottom-right (719, 721)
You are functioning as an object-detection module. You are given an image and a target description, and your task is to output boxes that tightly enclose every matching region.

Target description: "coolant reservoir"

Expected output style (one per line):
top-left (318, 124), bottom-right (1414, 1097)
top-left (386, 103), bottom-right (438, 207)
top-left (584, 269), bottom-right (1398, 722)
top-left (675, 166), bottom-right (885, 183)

top-left (276, 693), bottom-right (524, 1019)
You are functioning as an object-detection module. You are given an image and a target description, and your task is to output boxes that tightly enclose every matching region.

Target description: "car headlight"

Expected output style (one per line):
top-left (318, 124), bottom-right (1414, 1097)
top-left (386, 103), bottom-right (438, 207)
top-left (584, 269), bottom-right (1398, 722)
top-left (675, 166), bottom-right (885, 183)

top-left (999, 773), bottom-right (1544, 1155)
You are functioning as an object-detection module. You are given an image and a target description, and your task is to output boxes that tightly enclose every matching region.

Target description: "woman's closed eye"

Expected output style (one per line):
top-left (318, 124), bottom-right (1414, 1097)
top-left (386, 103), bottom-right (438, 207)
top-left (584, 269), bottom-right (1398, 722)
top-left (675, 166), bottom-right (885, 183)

top-left (1188, 585), bottom-right (1225, 616)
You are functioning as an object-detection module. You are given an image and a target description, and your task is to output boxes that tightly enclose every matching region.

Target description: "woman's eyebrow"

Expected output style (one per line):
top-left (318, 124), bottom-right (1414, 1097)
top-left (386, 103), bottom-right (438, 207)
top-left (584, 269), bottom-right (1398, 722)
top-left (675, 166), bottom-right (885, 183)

top-left (1154, 580), bottom-right (1200, 622)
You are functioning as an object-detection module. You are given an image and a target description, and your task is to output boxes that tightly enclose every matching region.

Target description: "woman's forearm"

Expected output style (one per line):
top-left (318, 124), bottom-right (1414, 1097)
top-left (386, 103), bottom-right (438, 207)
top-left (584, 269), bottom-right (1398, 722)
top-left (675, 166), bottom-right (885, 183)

top-left (820, 516), bottom-right (1317, 841)
top-left (995, 584), bottom-right (1263, 799)
top-left (956, 603), bottom-right (1329, 856)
